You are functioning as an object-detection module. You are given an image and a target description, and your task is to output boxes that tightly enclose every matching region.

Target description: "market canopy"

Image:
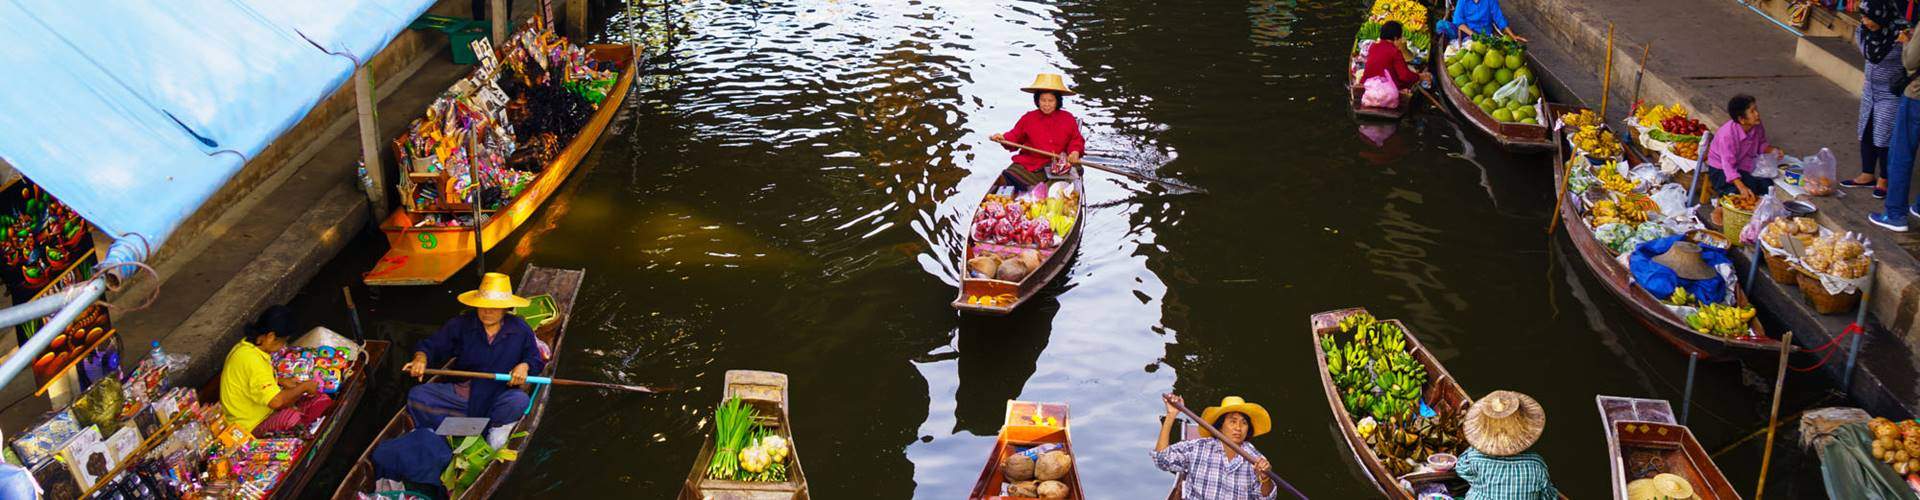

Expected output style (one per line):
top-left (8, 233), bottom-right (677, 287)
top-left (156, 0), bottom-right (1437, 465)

top-left (0, 0), bottom-right (436, 263)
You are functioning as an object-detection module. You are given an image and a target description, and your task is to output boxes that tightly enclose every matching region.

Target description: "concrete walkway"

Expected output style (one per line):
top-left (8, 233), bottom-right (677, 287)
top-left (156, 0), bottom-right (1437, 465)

top-left (1506, 0), bottom-right (1920, 417)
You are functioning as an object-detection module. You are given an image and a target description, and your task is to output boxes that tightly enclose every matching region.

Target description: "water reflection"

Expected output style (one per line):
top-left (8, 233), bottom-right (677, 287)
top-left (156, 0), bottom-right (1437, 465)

top-left (952, 298), bottom-right (1063, 436)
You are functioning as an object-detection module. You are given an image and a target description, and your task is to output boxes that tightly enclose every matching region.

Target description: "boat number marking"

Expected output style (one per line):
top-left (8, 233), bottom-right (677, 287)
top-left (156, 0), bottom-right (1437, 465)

top-left (417, 233), bottom-right (438, 249)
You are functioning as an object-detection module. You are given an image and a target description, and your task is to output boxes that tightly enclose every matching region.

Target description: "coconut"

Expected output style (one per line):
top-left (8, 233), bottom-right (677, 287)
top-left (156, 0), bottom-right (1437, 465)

top-left (1036, 451), bottom-right (1073, 481)
top-left (1037, 480), bottom-right (1069, 499)
top-left (1006, 480), bottom-right (1039, 497)
top-left (996, 259), bottom-right (1031, 282)
top-left (1002, 453), bottom-right (1036, 481)
top-left (968, 255), bottom-right (1002, 279)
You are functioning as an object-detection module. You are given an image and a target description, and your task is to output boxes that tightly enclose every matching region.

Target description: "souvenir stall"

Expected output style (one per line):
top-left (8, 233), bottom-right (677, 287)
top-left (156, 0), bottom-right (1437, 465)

top-left (0, 176), bottom-right (119, 404)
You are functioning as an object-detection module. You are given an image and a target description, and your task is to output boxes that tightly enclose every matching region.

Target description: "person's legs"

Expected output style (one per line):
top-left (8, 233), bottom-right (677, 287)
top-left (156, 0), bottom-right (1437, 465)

top-left (1708, 168), bottom-right (1737, 198)
top-left (485, 389), bottom-right (533, 427)
top-left (251, 393), bottom-right (337, 436)
top-left (406, 382), bottom-right (471, 431)
top-left (1853, 117), bottom-right (1887, 185)
top-left (1739, 174), bottom-right (1774, 196)
top-left (1001, 164), bottom-right (1043, 189)
top-left (1872, 97), bottom-right (1920, 230)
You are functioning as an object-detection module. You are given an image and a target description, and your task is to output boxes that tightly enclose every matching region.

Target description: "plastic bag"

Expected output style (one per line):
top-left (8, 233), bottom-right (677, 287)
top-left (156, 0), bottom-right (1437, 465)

top-left (1361, 75), bottom-right (1400, 109)
top-left (294, 326), bottom-right (360, 351)
top-left (1629, 163), bottom-right (1663, 189)
top-left (1741, 194), bottom-right (1786, 245)
top-left (1651, 183), bottom-right (1689, 218)
top-left (1492, 75), bottom-right (1533, 106)
top-left (71, 378), bottom-right (126, 436)
top-left (1752, 151), bottom-right (1783, 179)
top-left (1799, 147), bottom-right (1837, 196)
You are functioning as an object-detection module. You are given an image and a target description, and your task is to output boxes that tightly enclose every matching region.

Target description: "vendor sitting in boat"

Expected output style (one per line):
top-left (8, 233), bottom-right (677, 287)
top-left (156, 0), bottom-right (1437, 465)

top-left (401, 272), bottom-right (546, 447)
top-left (1458, 390), bottom-right (1559, 499)
top-left (1706, 94), bottom-right (1783, 197)
top-left (990, 73), bottom-right (1086, 188)
top-left (1629, 237), bottom-right (1730, 305)
top-left (1362, 21), bottom-right (1430, 92)
top-left (1443, 0), bottom-right (1527, 42)
top-left (221, 305), bottom-right (331, 437)
top-left (1152, 394), bottom-right (1277, 500)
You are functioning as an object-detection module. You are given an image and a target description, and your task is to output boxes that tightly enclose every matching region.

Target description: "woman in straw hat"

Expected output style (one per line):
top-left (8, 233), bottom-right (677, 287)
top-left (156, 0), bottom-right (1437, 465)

top-left (989, 73), bottom-right (1087, 188)
top-left (401, 272), bottom-right (548, 445)
top-left (1152, 394), bottom-right (1277, 499)
top-left (1458, 390), bottom-right (1560, 499)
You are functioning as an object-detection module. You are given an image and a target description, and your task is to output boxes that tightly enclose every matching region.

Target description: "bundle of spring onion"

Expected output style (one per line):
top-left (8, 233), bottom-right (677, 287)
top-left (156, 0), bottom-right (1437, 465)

top-left (705, 396), bottom-right (792, 482)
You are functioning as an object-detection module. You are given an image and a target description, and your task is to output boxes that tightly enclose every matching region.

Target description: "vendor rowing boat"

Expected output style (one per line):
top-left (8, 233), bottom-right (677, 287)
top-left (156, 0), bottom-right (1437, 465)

top-left (1549, 104), bottom-right (1793, 360)
top-left (1349, 1), bottom-right (1436, 120)
top-left (968, 400), bottom-right (1085, 500)
top-left (1595, 395), bottom-right (1740, 500)
top-left (332, 265), bottom-right (584, 499)
top-left (679, 370), bottom-right (810, 499)
top-left (1310, 307), bottom-right (1480, 499)
top-left (954, 73), bottom-right (1087, 315)
top-left (362, 39), bottom-right (640, 286)
top-left (1437, 36), bottom-right (1554, 151)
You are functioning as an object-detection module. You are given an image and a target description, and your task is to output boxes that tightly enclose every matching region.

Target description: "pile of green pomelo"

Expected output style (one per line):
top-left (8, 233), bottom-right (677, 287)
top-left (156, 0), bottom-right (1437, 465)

top-left (1445, 40), bottom-right (1541, 124)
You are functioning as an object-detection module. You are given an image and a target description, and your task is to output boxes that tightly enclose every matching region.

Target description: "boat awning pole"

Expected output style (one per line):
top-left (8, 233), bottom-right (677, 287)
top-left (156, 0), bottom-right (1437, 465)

top-left (0, 287), bottom-right (90, 331)
top-left (0, 278), bottom-right (107, 390)
top-left (491, 0), bottom-right (508, 47)
top-left (356, 63), bottom-right (389, 221)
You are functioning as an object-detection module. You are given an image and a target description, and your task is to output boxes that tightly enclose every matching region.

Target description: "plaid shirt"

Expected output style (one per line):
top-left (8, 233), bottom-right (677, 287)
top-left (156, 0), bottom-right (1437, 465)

top-left (1151, 438), bottom-right (1277, 500)
top-left (1456, 449), bottom-right (1559, 500)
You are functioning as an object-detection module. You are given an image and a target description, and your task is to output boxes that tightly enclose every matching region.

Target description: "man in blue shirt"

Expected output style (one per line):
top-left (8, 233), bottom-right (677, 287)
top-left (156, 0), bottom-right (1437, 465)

top-left (401, 273), bottom-right (546, 447)
top-left (1444, 0), bottom-right (1528, 42)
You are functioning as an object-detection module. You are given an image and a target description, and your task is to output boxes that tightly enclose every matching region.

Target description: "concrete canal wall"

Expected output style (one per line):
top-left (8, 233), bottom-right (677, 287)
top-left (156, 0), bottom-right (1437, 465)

top-left (1504, 0), bottom-right (1919, 417)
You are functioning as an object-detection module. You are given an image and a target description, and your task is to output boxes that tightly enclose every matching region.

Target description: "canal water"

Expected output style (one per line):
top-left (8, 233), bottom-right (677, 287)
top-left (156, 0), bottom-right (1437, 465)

top-left (289, 0), bottom-right (1843, 497)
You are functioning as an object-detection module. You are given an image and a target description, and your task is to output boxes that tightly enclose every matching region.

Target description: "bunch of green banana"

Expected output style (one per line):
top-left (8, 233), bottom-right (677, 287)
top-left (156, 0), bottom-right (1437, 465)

top-left (1667, 287), bottom-right (1694, 306)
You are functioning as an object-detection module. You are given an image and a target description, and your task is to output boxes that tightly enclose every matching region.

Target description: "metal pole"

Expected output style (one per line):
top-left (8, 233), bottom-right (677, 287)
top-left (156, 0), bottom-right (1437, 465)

top-left (0, 279), bottom-right (106, 389)
top-left (1680, 352), bottom-right (1699, 425)
top-left (469, 144), bottom-right (487, 281)
top-left (1687, 130), bottom-right (1714, 207)
top-left (1844, 262), bottom-right (1876, 390)
top-left (0, 287), bottom-right (89, 332)
top-left (354, 65), bottom-right (389, 221)
top-left (1744, 247), bottom-right (1761, 291)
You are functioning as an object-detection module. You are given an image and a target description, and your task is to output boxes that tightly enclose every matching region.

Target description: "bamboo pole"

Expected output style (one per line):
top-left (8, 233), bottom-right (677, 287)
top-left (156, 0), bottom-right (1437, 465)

top-left (1599, 23), bottom-right (1615, 118)
top-left (1754, 331), bottom-right (1793, 499)
top-left (491, 0), bottom-right (508, 45)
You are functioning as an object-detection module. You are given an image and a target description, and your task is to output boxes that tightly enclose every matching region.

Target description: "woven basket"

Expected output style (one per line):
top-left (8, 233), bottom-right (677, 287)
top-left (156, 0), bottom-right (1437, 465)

top-left (1720, 204), bottom-right (1753, 244)
top-left (1763, 251), bottom-right (1797, 284)
top-left (1794, 267), bottom-right (1860, 315)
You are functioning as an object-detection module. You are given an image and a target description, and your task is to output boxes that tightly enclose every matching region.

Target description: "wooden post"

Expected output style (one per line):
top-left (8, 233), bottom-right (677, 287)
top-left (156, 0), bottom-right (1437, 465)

top-left (1754, 331), bottom-right (1793, 499)
top-left (567, 0), bottom-right (590, 40)
top-left (491, 0), bottom-right (508, 46)
top-left (353, 66), bottom-right (388, 221)
top-left (1599, 23), bottom-right (1615, 119)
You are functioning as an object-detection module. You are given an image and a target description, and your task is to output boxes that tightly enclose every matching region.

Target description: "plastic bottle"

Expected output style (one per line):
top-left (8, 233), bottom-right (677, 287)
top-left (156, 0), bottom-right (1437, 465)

top-left (149, 341), bottom-right (167, 368)
top-left (1017, 443), bottom-right (1063, 460)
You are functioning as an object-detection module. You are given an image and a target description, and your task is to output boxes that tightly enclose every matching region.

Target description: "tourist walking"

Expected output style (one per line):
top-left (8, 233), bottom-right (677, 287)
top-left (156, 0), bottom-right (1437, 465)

top-left (1845, 0), bottom-right (1908, 198)
top-left (1868, 30), bottom-right (1920, 232)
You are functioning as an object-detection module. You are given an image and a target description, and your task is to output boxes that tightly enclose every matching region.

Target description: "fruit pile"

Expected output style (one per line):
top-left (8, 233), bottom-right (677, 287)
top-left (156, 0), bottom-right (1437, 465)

top-left (1445, 37), bottom-right (1542, 125)
top-left (1634, 102), bottom-right (1688, 129)
top-left (1590, 199), bottom-right (1651, 226)
top-left (1559, 109), bottom-right (1602, 129)
top-left (1323, 313), bottom-right (1428, 422)
top-left (1369, 0), bottom-right (1428, 31)
top-left (1686, 303), bottom-right (1756, 338)
top-left (1802, 233), bottom-right (1870, 279)
top-left (1868, 417), bottom-right (1920, 475)
top-left (1571, 126), bottom-right (1623, 158)
top-left (1595, 164), bottom-right (1637, 193)
top-left (1659, 116), bottom-right (1707, 137)
top-left (1719, 193), bottom-right (1759, 212)
top-left (1670, 141), bottom-right (1700, 161)
top-left (1760, 217), bottom-right (1820, 249)
top-left (1363, 408), bottom-right (1465, 477)
top-left (971, 181), bottom-right (1077, 249)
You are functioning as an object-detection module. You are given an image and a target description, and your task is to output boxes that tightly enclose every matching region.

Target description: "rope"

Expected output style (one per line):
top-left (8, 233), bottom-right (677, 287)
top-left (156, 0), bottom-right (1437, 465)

top-left (1788, 323), bottom-right (1863, 372)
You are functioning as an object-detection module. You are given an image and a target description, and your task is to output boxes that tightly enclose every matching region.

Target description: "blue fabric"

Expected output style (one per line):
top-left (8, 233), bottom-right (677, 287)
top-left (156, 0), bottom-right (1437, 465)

top-left (0, 0), bottom-right (433, 261)
top-left (414, 312), bottom-right (545, 421)
top-left (1882, 97), bottom-right (1920, 221)
top-left (1448, 0), bottom-right (1511, 35)
top-left (371, 428), bottom-right (453, 485)
top-left (407, 381), bottom-right (534, 430)
top-left (0, 463), bottom-right (36, 500)
top-left (1629, 235), bottom-right (1732, 305)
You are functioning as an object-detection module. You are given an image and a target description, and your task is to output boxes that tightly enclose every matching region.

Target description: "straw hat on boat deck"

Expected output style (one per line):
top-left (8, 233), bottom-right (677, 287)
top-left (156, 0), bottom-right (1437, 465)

top-left (1464, 390), bottom-right (1546, 457)
top-left (1653, 241), bottom-right (1717, 280)
top-left (1198, 396), bottom-right (1272, 438)
top-left (1021, 73), bottom-right (1077, 96)
top-left (458, 272), bottom-right (532, 309)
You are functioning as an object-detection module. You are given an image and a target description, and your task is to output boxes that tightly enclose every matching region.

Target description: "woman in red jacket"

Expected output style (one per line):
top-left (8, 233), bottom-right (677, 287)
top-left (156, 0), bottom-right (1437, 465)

top-left (990, 73), bottom-right (1087, 187)
top-left (1362, 21), bottom-right (1428, 92)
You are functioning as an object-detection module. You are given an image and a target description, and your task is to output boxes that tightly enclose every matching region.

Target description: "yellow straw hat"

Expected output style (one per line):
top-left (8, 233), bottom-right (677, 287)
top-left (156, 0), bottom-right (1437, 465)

top-left (1198, 396), bottom-right (1272, 438)
top-left (1464, 390), bottom-right (1546, 456)
top-left (458, 272), bottom-right (531, 309)
top-left (1020, 73), bottom-right (1077, 96)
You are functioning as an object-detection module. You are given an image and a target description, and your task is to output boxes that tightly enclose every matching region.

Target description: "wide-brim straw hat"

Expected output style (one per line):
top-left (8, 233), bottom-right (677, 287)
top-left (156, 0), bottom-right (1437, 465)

top-left (1020, 73), bottom-right (1077, 96)
top-left (1198, 396), bottom-right (1272, 438)
top-left (1464, 390), bottom-right (1546, 456)
top-left (458, 272), bottom-right (531, 309)
top-left (1653, 241), bottom-right (1716, 280)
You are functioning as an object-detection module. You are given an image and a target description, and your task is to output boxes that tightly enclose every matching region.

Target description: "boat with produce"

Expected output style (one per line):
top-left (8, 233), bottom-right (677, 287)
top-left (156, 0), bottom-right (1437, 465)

top-left (362, 39), bottom-right (641, 286)
top-left (952, 168), bottom-right (1084, 315)
top-left (333, 265), bottom-right (584, 499)
top-left (680, 370), bottom-right (809, 499)
top-left (1310, 307), bottom-right (1478, 499)
top-left (1595, 395), bottom-right (1740, 500)
top-left (1550, 105), bottom-right (1793, 360)
top-left (1438, 35), bottom-right (1554, 151)
top-left (968, 400), bottom-right (1084, 500)
top-left (1347, 0), bottom-right (1433, 120)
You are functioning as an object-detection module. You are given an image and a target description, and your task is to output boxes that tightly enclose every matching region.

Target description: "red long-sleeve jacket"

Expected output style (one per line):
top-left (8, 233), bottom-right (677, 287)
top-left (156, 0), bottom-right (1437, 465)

top-left (1362, 41), bottom-right (1420, 89)
top-left (1001, 109), bottom-right (1086, 171)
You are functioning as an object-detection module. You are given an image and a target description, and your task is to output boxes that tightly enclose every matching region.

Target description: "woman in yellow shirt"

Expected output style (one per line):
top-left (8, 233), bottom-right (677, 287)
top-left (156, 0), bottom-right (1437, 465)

top-left (220, 306), bottom-right (329, 436)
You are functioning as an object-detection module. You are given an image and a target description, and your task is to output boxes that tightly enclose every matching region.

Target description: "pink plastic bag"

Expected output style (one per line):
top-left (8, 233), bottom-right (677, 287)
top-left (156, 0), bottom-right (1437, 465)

top-left (1361, 75), bottom-right (1400, 109)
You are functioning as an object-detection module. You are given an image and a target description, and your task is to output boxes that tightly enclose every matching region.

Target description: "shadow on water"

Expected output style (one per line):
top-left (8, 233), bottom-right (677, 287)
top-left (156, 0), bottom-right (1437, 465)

top-left (952, 296), bottom-right (1062, 437)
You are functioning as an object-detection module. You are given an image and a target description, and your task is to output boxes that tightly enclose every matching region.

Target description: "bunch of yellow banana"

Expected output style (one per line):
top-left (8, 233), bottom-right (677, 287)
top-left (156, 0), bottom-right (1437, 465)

top-left (1666, 287), bottom-right (1693, 306)
top-left (1370, 0), bottom-right (1428, 30)
top-left (1635, 103), bottom-right (1686, 128)
top-left (1559, 109), bottom-right (1602, 129)
top-left (1686, 303), bottom-right (1755, 338)
top-left (1571, 126), bottom-right (1622, 158)
top-left (1595, 164), bottom-right (1636, 193)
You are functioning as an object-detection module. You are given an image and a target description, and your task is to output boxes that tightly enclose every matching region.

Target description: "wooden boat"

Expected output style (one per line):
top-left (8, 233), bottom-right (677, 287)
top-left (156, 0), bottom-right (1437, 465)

top-left (1548, 104), bottom-right (1793, 360)
top-left (1436, 48), bottom-right (1553, 151)
top-left (968, 400), bottom-right (1085, 500)
top-left (362, 44), bottom-right (640, 286)
top-left (951, 167), bottom-right (1084, 315)
top-left (332, 265), bottom-right (584, 499)
top-left (679, 370), bottom-right (811, 500)
top-left (1346, 7), bottom-right (1435, 120)
top-left (1595, 395), bottom-right (1741, 499)
top-left (1310, 307), bottom-right (1472, 499)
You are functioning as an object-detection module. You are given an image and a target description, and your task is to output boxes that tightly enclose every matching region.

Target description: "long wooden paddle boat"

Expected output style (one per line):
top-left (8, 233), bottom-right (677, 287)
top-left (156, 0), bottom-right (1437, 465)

top-left (1548, 104), bottom-right (1792, 361)
top-left (1596, 395), bottom-right (1741, 500)
top-left (679, 370), bottom-right (811, 499)
top-left (362, 45), bottom-right (639, 286)
top-left (968, 400), bottom-right (1085, 500)
top-left (1310, 307), bottom-right (1474, 499)
top-left (332, 265), bottom-right (584, 499)
top-left (1437, 46), bottom-right (1553, 151)
top-left (1346, 1), bottom-right (1436, 120)
top-left (951, 166), bottom-right (1084, 315)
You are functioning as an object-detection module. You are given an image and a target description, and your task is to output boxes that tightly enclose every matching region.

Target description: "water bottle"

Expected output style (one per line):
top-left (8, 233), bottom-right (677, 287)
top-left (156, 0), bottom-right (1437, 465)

top-left (1017, 443), bottom-right (1063, 460)
top-left (149, 341), bottom-right (167, 368)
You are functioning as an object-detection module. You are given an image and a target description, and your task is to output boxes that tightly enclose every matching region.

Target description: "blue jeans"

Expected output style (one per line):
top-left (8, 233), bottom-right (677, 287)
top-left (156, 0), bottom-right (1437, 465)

top-left (1883, 96), bottom-right (1920, 222)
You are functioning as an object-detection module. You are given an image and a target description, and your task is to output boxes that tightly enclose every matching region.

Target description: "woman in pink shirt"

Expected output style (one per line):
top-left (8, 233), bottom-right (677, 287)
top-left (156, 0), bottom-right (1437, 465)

top-left (990, 73), bottom-right (1086, 188)
top-left (1705, 94), bottom-right (1783, 197)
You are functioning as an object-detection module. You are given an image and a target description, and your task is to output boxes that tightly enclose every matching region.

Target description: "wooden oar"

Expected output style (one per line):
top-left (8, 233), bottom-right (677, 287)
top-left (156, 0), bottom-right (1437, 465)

top-left (424, 368), bottom-right (673, 394)
top-left (1164, 394), bottom-right (1310, 500)
top-left (992, 139), bottom-right (1207, 194)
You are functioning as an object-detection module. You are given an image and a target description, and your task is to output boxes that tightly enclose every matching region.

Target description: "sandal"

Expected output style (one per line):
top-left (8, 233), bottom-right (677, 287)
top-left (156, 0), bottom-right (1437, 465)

top-left (1842, 177), bottom-right (1879, 187)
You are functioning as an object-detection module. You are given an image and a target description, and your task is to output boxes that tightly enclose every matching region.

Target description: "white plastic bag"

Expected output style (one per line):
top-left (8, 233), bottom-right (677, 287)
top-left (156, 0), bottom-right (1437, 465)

top-left (1361, 75), bottom-right (1400, 109)
top-left (1492, 75), bottom-right (1532, 106)
top-left (1629, 163), bottom-right (1663, 189)
top-left (294, 326), bottom-right (361, 351)
top-left (1752, 151), bottom-right (1783, 178)
top-left (1741, 194), bottom-right (1786, 245)
top-left (1798, 147), bottom-right (1837, 196)
top-left (1651, 183), bottom-right (1690, 218)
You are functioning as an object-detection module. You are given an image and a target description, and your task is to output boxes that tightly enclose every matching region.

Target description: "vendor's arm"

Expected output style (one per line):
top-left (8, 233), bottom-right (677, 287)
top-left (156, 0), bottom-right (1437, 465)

top-left (405, 316), bottom-right (467, 379)
top-left (1151, 394), bottom-right (1198, 473)
top-left (1451, 2), bottom-right (1474, 37)
top-left (1905, 27), bottom-right (1920, 72)
top-left (1388, 48), bottom-right (1421, 88)
top-left (268, 379), bottom-right (318, 410)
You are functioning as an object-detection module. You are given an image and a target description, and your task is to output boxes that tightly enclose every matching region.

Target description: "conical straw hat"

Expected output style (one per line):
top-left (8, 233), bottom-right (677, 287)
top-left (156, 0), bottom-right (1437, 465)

top-left (458, 272), bottom-right (531, 309)
top-left (1464, 390), bottom-right (1546, 456)
top-left (1020, 73), bottom-right (1076, 96)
